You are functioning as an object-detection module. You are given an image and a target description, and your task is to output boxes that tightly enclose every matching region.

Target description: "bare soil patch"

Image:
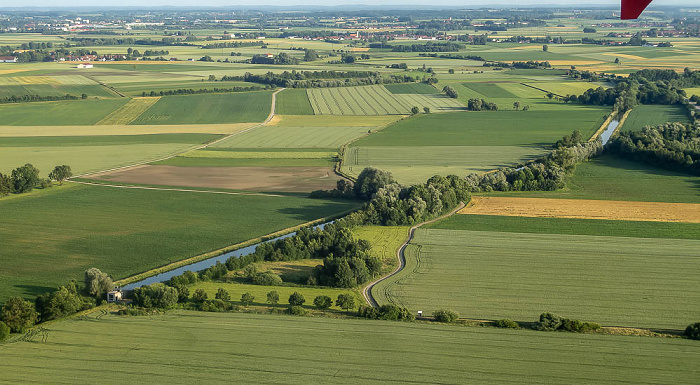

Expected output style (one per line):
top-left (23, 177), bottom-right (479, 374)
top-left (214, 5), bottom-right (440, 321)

top-left (460, 196), bottom-right (700, 223)
top-left (90, 165), bottom-right (340, 193)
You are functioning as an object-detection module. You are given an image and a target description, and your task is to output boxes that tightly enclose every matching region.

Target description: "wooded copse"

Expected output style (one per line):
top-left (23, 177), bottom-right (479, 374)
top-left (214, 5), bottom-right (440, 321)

top-left (0, 164), bottom-right (72, 196)
top-left (220, 70), bottom-right (415, 88)
top-left (607, 122), bottom-right (700, 175)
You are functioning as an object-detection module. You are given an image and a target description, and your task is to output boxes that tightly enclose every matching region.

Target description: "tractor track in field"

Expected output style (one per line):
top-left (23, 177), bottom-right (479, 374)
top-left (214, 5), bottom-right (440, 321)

top-left (361, 201), bottom-right (466, 308)
top-left (70, 88), bottom-right (285, 186)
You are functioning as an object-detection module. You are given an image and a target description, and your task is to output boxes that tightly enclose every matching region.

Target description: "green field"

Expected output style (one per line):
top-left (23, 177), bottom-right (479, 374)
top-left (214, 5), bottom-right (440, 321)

top-left (0, 184), bottom-right (357, 302)
top-left (352, 109), bottom-right (607, 147)
top-left (462, 82), bottom-right (520, 98)
top-left (374, 228), bottom-right (700, 329)
top-left (429, 214), bottom-right (700, 240)
top-left (0, 99), bottom-right (128, 126)
top-left (621, 104), bottom-right (691, 131)
top-left (275, 89), bottom-right (314, 115)
top-left (0, 133), bottom-right (220, 174)
top-left (353, 225), bottom-right (409, 274)
top-left (2, 311), bottom-right (698, 383)
top-left (343, 108), bottom-right (607, 183)
top-left (307, 85), bottom-right (464, 115)
top-left (131, 91), bottom-right (272, 125)
top-left (493, 155), bottom-right (700, 204)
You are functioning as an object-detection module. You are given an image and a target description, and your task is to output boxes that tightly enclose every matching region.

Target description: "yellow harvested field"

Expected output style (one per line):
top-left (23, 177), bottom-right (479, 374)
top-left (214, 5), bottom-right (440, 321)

top-left (459, 196), bottom-right (700, 223)
top-left (0, 123), bottom-right (257, 137)
top-left (546, 60), bottom-right (605, 66)
top-left (508, 45), bottom-right (543, 50)
top-left (97, 97), bottom-right (161, 125)
top-left (0, 68), bottom-right (29, 75)
top-left (16, 76), bottom-right (60, 85)
top-left (601, 53), bottom-right (645, 60)
top-left (350, 47), bottom-right (370, 52)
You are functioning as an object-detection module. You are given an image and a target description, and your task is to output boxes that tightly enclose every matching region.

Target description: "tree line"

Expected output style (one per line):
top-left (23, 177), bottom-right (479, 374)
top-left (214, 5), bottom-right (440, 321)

top-left (0, 93), bottom-right (87, 104)
top-left (140, 85), bottom-right (267, 97)
top-left (0, 164), bottom-right (72, 197)
top-left (389, 42), bottom-right (464, 52)
top-left (607, 122), bottom-right (700, 175)
top-left (463, 133), bottom-right (602, 192)
top-left (226, 71), bottom-right (414, 88)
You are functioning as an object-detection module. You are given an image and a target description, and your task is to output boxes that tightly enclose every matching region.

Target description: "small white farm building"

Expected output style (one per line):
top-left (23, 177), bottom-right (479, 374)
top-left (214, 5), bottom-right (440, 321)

top-left (77, 62), bottom-right (93, 69)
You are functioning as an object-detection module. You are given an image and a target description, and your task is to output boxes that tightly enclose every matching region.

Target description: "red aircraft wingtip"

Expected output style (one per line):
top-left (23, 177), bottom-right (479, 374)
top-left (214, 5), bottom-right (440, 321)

top-left (621, 0), bottom-right (653, 19)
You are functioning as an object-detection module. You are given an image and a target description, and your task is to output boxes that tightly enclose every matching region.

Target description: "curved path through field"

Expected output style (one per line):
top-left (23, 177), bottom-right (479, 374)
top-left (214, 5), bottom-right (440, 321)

top-left (362, 201), bottom-right (466, 307)
top-left (71, 88), bottom-right (285, 180)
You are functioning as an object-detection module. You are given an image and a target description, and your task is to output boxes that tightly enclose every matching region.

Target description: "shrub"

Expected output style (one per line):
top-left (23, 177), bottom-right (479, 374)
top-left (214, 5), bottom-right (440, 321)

top-left (313, 295), bottom-right (333, 310)
top-left (288, 305), bottom-right (307, 316)
top-left (684, 322), bottom-right (700, 340)
top-left (251, 271), bottom-right (283, 286)
top-left (201, 299), bottom-right (232, 312)
top-left (432, 309), bottom-right (459, 324)
top-left (335, 294), bottom-right (357, 312)
top-left (215, 288), bottom-right (230, 302)
top-left (538, 312), bottom-right (600, 332)
top-left (288, 292), bottom-right (305, 306)
top-left (0, 321), bottom-right (10, 341)
top-left (266, 291), bottom-right (279, 305)
top-left (240, 293), bottom-right (255, 306)
top-left (0, 297), bottom-right (38, 333)
top-left (191, 289), bottom-right (208, 303)
top-left (493, 319), bottom-right (519, 329)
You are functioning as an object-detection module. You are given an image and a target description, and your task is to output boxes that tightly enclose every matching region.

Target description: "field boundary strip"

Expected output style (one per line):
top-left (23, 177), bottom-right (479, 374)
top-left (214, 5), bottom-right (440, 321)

top-left (96, 97), bottom-right (161, 125)
top-left (72, 88), bottom-right (284, 180)
top-left (362, 201), bottom-right (466, 307)
top-left (460, 196), bottom-right (700, 223)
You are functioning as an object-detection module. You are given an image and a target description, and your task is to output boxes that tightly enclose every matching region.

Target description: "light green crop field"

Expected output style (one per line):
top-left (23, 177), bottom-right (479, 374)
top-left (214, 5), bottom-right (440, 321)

top-left (2, 311), bottom-right (698, 384)
top-left (0, 184), bottom-right (357, 302)
top-left (492, 155), bottom-right (700, 204)
top-left (275, 88), bottom-right (314, 115)
top-left (307, 85), bottom-right (464, 115)
top-left (0, 133), bottom-right (220, 174)
top-left (621, 104), bottom-right (691, 131)
top-left (211, 125), bottom-right (369, 149)
top-left (462, 82), bottom-right (520, 98)
top-left (113, 80), bottom-right (257, 96)
top-left (374, 228), bottom-right (700, 329)
top-left (180, 149), bottom-right (336, 159)
top-left (384, 82), bottom-right (438, 94)
top-left (131, 91), bottom-right (272, 124)
top-left (0, 99), bottom-right (128, 126)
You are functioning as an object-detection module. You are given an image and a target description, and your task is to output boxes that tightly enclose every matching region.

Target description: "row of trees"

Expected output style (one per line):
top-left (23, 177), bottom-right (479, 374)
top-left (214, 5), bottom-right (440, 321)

top-left (390, 42), bottom-right (464, 52)
top-left (0, 164), bottom-right (72, 197)
top-left (218, 70), bottom-right (413, 89)
top-left (0, 93), bottom-right (87, 104)
top-left (606, 122), bottom-right (700, 175)
top-left (250, 52), bottom-right (299, 65)
top-left (464, 133), bottom-right (602, 192)
top-left (483, 60), bottom-right (552, 69)
top-left (139, 85), bottom-right (266, 97)
top-left (0, 268), bottom-right (112, 335)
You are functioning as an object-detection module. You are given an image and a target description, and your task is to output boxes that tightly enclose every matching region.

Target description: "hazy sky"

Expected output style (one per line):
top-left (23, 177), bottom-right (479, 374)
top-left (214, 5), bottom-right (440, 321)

top-left (3, 0), bottom-right (696, 8)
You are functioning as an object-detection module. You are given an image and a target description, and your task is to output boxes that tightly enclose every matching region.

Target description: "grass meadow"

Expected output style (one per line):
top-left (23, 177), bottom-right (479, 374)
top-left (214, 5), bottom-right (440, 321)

top-left (131, 91), bottom-right (272, 125)
top-left (374, 228), bottom-right (700, 329)
top-left (353, 225), bottom-right (409, 274)
top-left (2, 311), bottom-right (698, 384)
top-left (620, 104), bottom-right (691, 131)
top-left (0, 184), bottom-right (357, 302)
